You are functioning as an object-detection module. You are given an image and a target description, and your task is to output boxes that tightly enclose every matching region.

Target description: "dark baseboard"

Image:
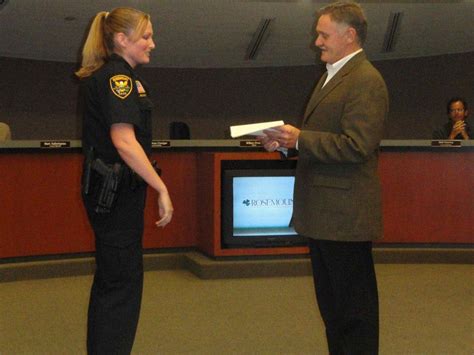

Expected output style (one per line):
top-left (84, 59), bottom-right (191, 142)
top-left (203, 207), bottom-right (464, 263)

top-left (1, 246), bottom-right (472, 282)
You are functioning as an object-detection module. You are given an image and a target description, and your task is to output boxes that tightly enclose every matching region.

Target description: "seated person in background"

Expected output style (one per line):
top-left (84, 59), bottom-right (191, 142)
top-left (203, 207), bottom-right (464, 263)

top-left (0, 122), bottom-right (12, 141)
top-left (432, 97), bottom-right (470, 139)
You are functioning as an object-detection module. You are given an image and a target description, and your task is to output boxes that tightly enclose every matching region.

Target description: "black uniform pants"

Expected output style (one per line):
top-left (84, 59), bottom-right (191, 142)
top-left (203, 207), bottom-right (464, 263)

top-left (308, 239), bottom-right (379, 355)
top-left (83, 173), bottom-right (147, 355)
top-left (87, 233), bottom-right (144, 355)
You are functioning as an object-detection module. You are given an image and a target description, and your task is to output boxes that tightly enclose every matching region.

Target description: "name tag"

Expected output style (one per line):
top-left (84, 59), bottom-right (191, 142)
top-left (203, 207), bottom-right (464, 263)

top-left (431, 140), bottom-right (461, 147)
top-left (40, 141), bottom-right (71, 148)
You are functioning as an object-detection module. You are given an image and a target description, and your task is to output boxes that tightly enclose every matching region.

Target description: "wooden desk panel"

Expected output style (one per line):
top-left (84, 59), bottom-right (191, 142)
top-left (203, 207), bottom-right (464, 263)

top-left (379, 151), bottom-right (473, 243)
top-left (1, 149), bottom-right (472, 259)
top-left (0, 152), bottom-right (198, 258)
top-left (195, 151), bottom-right (473, 256)
top-left (195, 152), bottom-right (308, 257)
top-left (0, 153), bottom-right (94, 257)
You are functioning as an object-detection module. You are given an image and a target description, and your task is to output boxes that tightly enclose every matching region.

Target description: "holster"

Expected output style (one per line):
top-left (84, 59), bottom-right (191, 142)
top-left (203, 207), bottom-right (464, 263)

top-left (92, 159), bottom-right (124, 213)
top-left (82, 150), bottom-right (124, 214)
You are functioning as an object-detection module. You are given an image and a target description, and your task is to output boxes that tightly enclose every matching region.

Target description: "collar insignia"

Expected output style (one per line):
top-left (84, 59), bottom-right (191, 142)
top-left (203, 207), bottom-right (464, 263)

top-left (110, 75), bottom-right (133, 99)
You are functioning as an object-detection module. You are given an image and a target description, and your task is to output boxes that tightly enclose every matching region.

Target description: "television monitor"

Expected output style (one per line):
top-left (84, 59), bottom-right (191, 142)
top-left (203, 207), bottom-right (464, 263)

top-left (221, 160), bottom-right (306, 248)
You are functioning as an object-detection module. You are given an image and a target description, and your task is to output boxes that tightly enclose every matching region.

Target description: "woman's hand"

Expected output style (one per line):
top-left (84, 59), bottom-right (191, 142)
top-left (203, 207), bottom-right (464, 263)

top-left (155, 190), bottom-right (174, 227)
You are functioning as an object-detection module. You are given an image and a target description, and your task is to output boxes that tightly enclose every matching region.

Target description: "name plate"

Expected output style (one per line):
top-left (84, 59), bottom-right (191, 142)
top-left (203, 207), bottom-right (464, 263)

top-left (431, 140), bottom-right (462, 147)
top-left (152, 140), bottom-right (171, 148)
top-left (40, 140), bottom-right (71, 148)
top-left (239, 140), bottom-right (262, 147)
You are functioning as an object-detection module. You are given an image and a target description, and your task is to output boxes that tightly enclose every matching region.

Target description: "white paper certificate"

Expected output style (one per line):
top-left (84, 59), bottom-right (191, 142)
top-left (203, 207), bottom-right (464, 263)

top-left (230, 120), bottom-right (284, 138)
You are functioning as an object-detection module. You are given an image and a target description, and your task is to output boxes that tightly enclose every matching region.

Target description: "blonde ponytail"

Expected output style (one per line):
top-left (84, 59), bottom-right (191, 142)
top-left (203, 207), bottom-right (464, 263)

top-left (75, 8), bottom-right (150, 79)
top-left (75, 12), bottom-right (109, 78)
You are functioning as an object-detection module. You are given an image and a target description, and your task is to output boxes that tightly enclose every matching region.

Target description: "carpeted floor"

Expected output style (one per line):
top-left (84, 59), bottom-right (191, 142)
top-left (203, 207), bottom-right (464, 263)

top-left (1, 263), bottom-right (473, 354)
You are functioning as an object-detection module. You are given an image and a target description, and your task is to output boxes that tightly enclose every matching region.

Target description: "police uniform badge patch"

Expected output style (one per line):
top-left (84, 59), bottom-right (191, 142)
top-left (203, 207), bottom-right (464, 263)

top-left (110, 75), bottom-right (133, 99)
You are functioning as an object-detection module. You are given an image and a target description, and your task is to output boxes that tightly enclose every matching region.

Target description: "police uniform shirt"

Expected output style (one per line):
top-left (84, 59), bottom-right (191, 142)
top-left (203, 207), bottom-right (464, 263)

top-left (81, 54), bottom-right (154, 162)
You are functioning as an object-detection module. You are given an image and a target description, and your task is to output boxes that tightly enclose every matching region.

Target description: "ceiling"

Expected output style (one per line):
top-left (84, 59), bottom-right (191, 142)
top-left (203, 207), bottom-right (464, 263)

top-left (0, 0), bottom-right (473, 68)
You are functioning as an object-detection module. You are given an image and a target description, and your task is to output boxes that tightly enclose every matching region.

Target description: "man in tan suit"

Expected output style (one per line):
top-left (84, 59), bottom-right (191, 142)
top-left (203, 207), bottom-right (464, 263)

top-left (260, 2), bottom-right (388, 354)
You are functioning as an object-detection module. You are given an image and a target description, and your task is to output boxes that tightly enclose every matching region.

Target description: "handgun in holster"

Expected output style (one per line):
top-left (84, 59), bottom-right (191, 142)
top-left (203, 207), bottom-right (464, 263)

top-left (91, 159), bottom-right (124, 213)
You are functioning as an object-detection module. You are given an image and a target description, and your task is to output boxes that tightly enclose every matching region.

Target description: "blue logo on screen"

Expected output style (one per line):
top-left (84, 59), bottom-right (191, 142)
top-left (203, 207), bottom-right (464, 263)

top-left (241, 198), bottom-right (293, 207)
top-left (234, 176), bottom-right (295, 229)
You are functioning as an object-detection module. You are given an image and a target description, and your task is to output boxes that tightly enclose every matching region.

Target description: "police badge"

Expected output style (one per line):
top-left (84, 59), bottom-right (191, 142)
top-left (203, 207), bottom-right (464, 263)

top-left (110, 75), bottom-right (133, 99)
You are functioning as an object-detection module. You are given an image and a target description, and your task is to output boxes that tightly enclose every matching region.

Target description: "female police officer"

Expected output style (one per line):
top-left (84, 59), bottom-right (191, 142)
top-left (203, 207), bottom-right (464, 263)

top-left (75, 7), bottom-right (173, 354)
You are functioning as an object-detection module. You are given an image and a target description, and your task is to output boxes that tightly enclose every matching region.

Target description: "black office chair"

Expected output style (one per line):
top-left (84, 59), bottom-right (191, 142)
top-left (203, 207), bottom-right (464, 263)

top-left (169, 121), bottom-right (190, 139)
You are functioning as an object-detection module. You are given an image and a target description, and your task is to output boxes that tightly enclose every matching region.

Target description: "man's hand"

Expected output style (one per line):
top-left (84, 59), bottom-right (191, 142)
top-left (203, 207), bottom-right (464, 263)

top-left (449, 121), bottom-right (469, 139)
top-left (260, 124), bottom-right (301, 149)
top-left (258, 133), bottom-right (281, 152)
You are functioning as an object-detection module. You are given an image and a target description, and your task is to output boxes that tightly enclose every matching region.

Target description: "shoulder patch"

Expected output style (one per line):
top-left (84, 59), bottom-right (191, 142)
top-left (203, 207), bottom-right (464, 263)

top-left (109, 75), bottom-right (133, 99)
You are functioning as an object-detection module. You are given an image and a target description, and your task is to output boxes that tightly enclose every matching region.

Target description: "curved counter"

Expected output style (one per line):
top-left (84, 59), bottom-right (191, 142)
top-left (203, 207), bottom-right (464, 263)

top-left (1, 140), bottom-right (473, 258)
top-left (1, 139), bottom-right (474, 150)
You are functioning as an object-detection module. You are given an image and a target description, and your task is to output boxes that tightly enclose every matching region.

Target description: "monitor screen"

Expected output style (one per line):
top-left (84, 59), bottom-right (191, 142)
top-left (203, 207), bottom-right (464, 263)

top-left (221, 161), bottom-right (306, 248)
top-left (232, 175), bottom-right (296, 236)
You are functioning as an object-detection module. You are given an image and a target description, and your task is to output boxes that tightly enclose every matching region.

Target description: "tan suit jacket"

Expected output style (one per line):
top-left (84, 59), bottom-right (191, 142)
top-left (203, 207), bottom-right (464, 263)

top-left (293, 51), bottom-right (389, 241)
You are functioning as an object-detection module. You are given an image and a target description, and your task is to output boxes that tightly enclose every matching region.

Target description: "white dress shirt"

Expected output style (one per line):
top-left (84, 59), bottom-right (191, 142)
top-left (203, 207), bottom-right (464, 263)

top-left (322, 48), bottom-right (363, 88)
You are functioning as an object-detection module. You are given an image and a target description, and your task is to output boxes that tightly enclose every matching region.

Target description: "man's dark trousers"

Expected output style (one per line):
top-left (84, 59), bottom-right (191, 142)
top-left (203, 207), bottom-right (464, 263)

top-left (308, 238), bottom-right (379, 355)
